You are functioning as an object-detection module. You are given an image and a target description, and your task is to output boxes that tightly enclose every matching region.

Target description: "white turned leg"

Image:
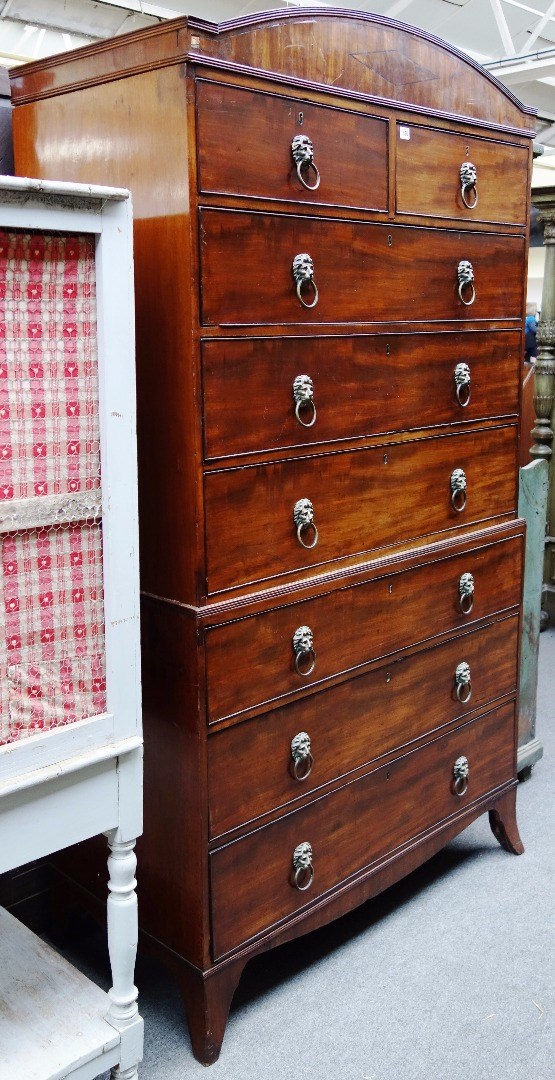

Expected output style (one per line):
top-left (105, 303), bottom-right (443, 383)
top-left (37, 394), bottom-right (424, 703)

top-left (106, 832), bottom-right (142, 1078)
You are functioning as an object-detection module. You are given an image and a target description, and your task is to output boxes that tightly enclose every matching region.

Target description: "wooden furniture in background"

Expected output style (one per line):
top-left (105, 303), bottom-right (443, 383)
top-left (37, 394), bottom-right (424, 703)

top-left (517, 457), bottom-right (548, 776)
top-left (9, 10), bottom-right (533, 1064)
top-left (530, 188), bottom-right (555, 624)
top-left (520, 361), bottom-right (536, 468)
top-left (0, 177), bottom-right (142, 1080)
top-left (513, 184), bottom-right (555, 780)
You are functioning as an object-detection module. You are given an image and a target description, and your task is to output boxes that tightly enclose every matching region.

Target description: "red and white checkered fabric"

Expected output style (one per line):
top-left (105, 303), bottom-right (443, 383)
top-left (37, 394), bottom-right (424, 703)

top-left (0, 231), bottom-right (107, 745)
top-left (0, 230), bottom-right (100, 502)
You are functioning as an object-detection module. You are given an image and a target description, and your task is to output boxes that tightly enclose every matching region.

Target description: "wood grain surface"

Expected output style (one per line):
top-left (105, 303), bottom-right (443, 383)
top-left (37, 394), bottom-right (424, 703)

top-left (208, 614), bottom-right (519, 837)
top-left (204, 424), bottom-right (518, 592)
top-left (202, 330), bottom-right (520, 459)
top-left (210, 701), bottom-right (516, 958)
top-left (200, 210), bottom-right (525, 326)
top-left (205, 532), bottom-right (522, 723)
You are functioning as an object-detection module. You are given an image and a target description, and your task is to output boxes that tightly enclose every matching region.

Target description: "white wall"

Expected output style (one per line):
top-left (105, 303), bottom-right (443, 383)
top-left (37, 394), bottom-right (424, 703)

top-left (527, 245), bottom-right (545, 314)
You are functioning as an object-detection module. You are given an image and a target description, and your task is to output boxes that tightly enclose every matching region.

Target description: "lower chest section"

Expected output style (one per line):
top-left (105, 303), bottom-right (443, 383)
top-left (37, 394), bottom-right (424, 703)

top-left (197, 526), bottom-right (522, 960)
top-left (209, 699), bottom-right (516, 959)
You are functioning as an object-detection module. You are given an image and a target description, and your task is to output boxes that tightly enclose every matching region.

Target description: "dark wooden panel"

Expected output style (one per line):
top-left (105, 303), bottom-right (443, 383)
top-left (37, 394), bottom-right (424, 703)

top-left (205, 533), bottom-right (523, 723)
top-left (138, 599), bottom-right (209, 967)
top-left (200, 210), bottom-right (526, 325)
top-left (396, 124), bottom-right (529, 224)
top-left (208, 615), bottom-right (519, 837)
top-left (202, 330), bottom-right (520, 459)
top-left (196, 79), bottom-right (388, 211)
top-left (204, 425), bottom-right (517, 592)
top-left (210, 702), bottom-right (516, 957)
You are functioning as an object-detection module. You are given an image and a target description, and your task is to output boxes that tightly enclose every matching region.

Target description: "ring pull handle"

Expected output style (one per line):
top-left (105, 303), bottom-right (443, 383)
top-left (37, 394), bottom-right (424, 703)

top-left (290, 731), bottom-right (314, 781)
top-left (457, 260), bottom-right (476, 306)
top-left (291, 841), bottom-right (314, 891)
top-left (293, 497), bottom-right (319, 549)
top-left (458, 571), bottom-right (475, 615)
top-left (450, 468), bottom-right (467, 513)
top-left (452, 755), bottom-right (469, 797)
top-left (454, 661), bottom-right (472, 704)
top-left (293, 374), bottom-right (317, 428)
top-left (460, 161), bottom-right (478, 210)
top-left (454, 362), bottom-right (471, 407)
top-left (292, 625), bottom-right (316, 678)
top-left (293, 253), bottom-right (319, 309)
top-left (291, 134), bottom-right (321, 191)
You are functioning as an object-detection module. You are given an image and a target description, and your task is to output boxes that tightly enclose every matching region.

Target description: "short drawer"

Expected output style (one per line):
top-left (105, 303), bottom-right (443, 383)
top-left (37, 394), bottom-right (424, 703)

top-left (205, 531), bottom-right (523, 723)
top-left (196, 79), bottom-right (388, 212)
top-left (204, 424), bottom-right (517, 593)
top-left (396, 123), bottom-right (529, 225)
top-left (208, 615), bottom-right (519, 837)
top-left (202, 330), bottom-right (520, 459)
top-left (210, 701), bottom-right (516, 957)
top-left (199, 209), bottom-right (525, 326)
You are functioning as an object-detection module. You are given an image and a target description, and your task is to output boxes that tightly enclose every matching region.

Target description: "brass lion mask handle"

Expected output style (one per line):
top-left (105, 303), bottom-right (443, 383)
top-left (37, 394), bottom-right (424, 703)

top-left (454, 362), bottom-right (471, 407)
top-left (290, 731), bottom-right (314, 781)
top-left (291, 841), bottom-right (314, 891)
top-left (457, 260), bottom-right (475, 306)
top-left (458, 571), bottom-right (475, 615)
top-left (450, 468), bottom-right (467, 512)
top-left (293, 374), bottom-right (317, 428)
top-left (454, 661), bottom-right (472, 704)
top-left (293, 497), bottom-right (318, 549)
top-left (460, 161), bottom-right (478, 209)
top-left (292, 625), bottom-right (316, 677)
top-left (291, 134), bottom-right (321, 191)
top-left (452, 755), bottom-right (470, 797)
top-left (293, 253), bottom-right (319, 309)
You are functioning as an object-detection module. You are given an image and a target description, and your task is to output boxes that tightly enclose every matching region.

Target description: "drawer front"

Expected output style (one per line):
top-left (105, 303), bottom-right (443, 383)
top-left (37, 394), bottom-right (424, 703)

top-left (199, 210), bottom-right (525, 325)
top-left (208, 615), bottom-right (519, 837)
top-left (202, 331), bottom-right (520, 459)
top-left (210, 702), bottom-right (516, 957)
top-left (396, 124), bottom-right (529, 225)
top-left (196, 79), bottom-right (388, 212)
top-left (205, 532), bottom-right (523, 723)
top-left (205, 425), bottom-right (517, 593)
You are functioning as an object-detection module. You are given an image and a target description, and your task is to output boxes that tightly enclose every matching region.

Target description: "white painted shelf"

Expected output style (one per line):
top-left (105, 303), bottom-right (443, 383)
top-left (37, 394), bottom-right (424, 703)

top-left (0, 177), bottom-right (143, 1080)
top-left (0, 905), bottom-right (120, 1080)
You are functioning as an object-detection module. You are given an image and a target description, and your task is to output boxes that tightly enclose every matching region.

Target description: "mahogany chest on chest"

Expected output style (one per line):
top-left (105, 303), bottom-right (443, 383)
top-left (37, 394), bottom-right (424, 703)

top-left (10, 9), bottom-right (534, 1064)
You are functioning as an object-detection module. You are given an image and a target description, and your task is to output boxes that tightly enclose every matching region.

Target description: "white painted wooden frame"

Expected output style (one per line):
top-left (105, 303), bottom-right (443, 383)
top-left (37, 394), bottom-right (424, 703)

top-left (0, 177), bottom-right (143, 1080)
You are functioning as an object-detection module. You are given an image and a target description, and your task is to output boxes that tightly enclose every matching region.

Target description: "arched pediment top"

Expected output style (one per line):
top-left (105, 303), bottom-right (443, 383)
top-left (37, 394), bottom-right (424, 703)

top-left (10, 6), bottom-right (536, 135)
top-left (187, 8), bottom-right (535, 133)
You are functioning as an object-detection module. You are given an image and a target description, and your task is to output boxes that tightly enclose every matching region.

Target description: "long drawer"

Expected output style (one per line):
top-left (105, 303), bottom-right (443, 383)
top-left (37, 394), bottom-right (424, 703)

top-left (204, 424), bottom-right (517, 593)
top-left (396, 122), bottom-right (529, 225)
top-left (199, 210), bottom-right (525, 325)
top-left (196, 79), bottom-right (388, 212)
top-left (208, 615), bottom-right (519, 837)
top-left (210, 701), bottom-right (516, 958)
top-left (202, 330), bottom-right (520, 459)
top-left (204, 531), bottom-right (523, 723)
